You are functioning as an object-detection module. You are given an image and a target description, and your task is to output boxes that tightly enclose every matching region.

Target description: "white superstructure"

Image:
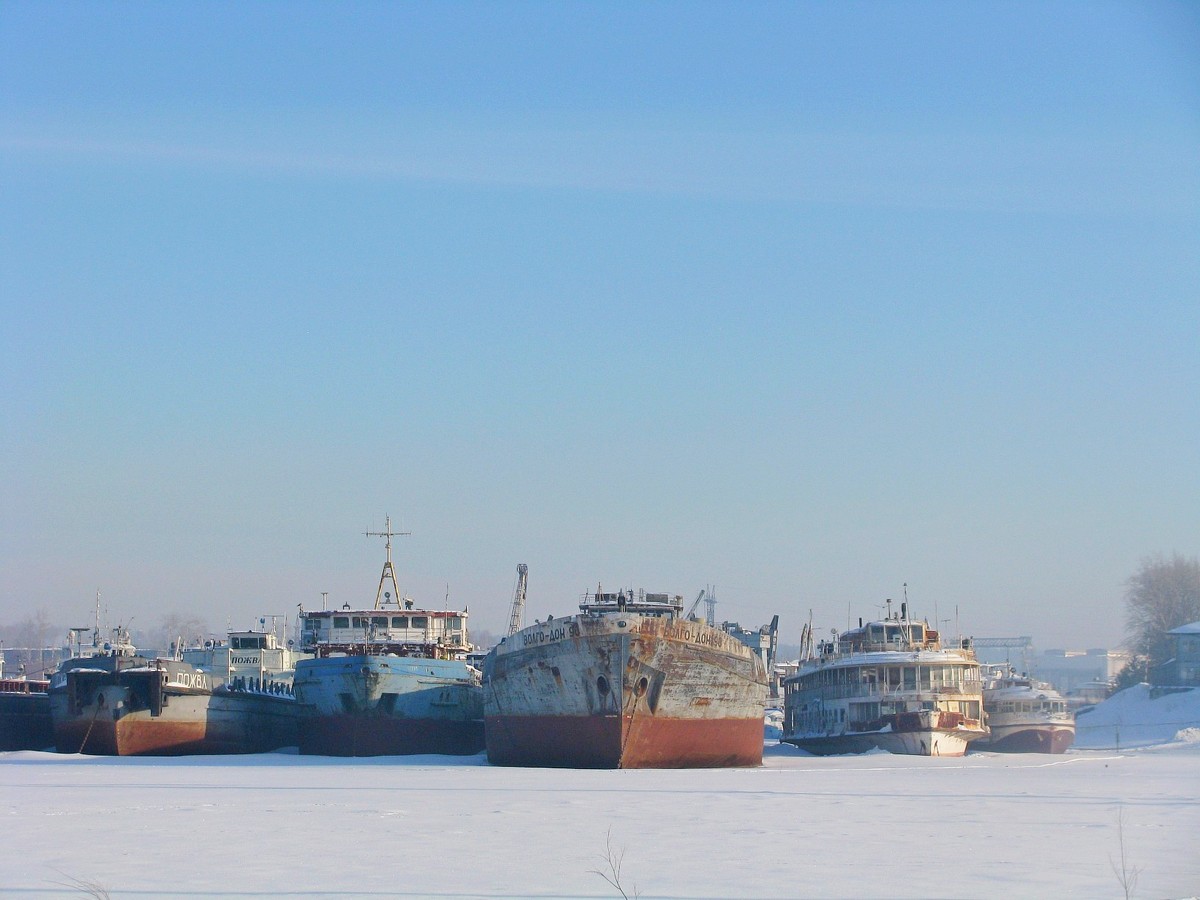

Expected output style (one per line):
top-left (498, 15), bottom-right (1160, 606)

top-left (782, 602), bottom-right (987, 756)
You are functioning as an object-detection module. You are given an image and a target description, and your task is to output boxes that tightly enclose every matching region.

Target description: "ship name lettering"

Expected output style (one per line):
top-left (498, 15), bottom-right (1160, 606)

top-left (666, 624), bottom-right (731, 650)
top-left (522, 625), bottom-right (569, 648)
top-left (175, 672), bottom-right (209, 689)
top-left (231, 655), bottom-right (260, 664)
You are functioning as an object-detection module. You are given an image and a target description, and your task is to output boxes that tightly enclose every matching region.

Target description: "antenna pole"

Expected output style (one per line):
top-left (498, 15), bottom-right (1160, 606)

top-left (365, 514), bottom-right (411, 609)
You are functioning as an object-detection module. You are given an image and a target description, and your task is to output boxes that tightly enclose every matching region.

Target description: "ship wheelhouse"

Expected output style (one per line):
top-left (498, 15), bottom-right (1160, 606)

top-left (578, 589), bottom-right (684, 620)
top-left (300, 606), bottom-right (470, 659)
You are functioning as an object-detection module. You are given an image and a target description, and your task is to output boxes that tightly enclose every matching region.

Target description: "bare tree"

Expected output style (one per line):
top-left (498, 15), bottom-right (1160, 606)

top-left (590, 828), bottom-right (639, 900)
top-left (1124, 553), bottom-right (1200, 668)
top-left (5, 610), bottom-right (60, 677)
top-left (10, 610), bottom-right (56, 649)
top-left (1108, 806), bottom-right (1142, 900)
top-left (152, 612), bottom-right (212, 652)
top-left (50, 870), bottom-right (111, 899)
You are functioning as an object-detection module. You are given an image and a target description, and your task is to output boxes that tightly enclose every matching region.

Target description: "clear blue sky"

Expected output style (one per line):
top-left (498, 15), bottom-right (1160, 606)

top-left (2, 2), bottom-right (1197, 649)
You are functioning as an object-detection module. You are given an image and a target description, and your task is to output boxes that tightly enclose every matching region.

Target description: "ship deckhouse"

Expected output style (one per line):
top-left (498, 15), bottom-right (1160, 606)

top-left (300, 606), bottom-right (470, 658)
top-left (579, 589), bottom-right (683, 619)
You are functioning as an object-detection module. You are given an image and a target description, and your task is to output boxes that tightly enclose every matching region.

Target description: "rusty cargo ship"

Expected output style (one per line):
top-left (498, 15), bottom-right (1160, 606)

top-left (483, 587), bottom-right (768, 768)
top-left (49, 625), bottom-right (304, 756)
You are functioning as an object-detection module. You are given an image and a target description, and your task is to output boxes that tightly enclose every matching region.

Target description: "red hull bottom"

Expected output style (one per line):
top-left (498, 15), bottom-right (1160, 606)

top-left (53, 698), bottom-right (300, 756)
top-left (485, 714), bottom-right (764, 769)
top-left (977, 727), bottom-right (1075, 754)
top-left (54, 719), bottom-right (210, 756)
top-left (298, 715), bottom-right (484, 757)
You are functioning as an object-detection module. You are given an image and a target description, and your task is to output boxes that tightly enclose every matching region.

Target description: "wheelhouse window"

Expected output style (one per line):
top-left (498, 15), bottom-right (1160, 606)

top-left (333, 617), bottom-right (350, 629)
top-left (391, 616), bottom-right (409, 628)
top-left (411, 616), bottom-right (428, 629)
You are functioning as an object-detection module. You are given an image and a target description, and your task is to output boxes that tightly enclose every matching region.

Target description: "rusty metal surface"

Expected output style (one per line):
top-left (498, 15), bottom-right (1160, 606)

top-left (485, 713), bottom-right (763, 768)
top-left (53, 710), bottom-right (209, 756)
top-left (484, 611), bottom-right (767, 768)
top-left (50, 671), bottom-right (301, 756)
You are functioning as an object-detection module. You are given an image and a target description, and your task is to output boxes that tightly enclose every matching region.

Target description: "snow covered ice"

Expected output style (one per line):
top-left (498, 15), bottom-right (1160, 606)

top-left (2, 687), bottom-right (1198, 899)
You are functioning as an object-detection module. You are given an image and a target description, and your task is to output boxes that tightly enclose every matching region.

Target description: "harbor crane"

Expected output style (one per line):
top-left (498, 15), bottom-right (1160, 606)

top-left (686, 586), bottom-right (718, 626)
top-left (973, 635), bottom-right (1034, 670)
top-left (507, 564), bottom-right (529, 636)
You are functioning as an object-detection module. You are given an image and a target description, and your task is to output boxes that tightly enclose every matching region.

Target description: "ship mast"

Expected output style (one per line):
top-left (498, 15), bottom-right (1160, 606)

top-left (366, 515), bottom-right (410, 609)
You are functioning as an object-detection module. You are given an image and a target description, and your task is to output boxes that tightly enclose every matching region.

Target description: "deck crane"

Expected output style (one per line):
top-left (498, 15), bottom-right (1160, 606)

top-left (685, 586), bottom-right (718, 626)
top-left (507, 564), bottom-right (529, 636)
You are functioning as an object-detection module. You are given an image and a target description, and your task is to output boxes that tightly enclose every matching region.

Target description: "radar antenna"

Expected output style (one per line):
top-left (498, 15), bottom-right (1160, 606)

top-left (365, 515), bottom-right (410, 609)
top-left (507, 564), bottom-right (529, 636)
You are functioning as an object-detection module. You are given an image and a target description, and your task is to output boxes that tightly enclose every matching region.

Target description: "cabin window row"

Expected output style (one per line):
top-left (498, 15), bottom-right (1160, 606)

top-left (993, 700), bottom-right (1066, 714)
top-left (322, 615), bottom-right (437, 630)
top-left (785, 664), bottom-right (980, 696)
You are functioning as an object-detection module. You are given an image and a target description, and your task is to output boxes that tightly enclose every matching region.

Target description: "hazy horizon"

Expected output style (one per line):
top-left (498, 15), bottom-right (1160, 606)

top-left (3, 4), bottom-right (1198, 652)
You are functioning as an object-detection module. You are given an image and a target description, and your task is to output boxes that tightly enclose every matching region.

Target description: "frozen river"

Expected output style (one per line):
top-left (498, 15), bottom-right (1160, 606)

top-left (2, 742), bottom-right (1197, 899)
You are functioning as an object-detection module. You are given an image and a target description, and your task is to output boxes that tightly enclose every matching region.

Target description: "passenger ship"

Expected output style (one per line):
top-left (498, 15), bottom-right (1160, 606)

top-left (292, 518), bottom-right (484, 756)
top-left (782, 602), bottom-right (987, 756)
top-left (976, 664), bottom-right (1075, 753)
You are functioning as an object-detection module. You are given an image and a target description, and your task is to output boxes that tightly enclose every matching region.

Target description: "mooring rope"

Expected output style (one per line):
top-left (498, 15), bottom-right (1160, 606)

top-left (77, 692), bottom-right (105, 754)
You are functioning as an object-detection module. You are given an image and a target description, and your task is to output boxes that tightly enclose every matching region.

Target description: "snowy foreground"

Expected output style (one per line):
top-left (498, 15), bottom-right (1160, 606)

top-left (2, 739), bottom-right (1198, 900)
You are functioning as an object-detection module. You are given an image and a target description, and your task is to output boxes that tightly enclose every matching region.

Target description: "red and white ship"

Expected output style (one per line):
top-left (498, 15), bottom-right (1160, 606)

top-left (976, 664), bottom-right (1075, 753)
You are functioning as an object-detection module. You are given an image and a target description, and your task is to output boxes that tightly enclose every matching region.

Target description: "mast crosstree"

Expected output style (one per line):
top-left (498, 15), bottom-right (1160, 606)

top-left (366, 515), bottom-right (411, 609)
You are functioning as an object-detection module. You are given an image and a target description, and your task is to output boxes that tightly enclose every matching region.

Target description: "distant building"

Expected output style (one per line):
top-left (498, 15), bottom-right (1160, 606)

top-left (1152, 622), bottom-right (1200, 687)
top-left (1034, 648), bottom-right (1129, 698)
